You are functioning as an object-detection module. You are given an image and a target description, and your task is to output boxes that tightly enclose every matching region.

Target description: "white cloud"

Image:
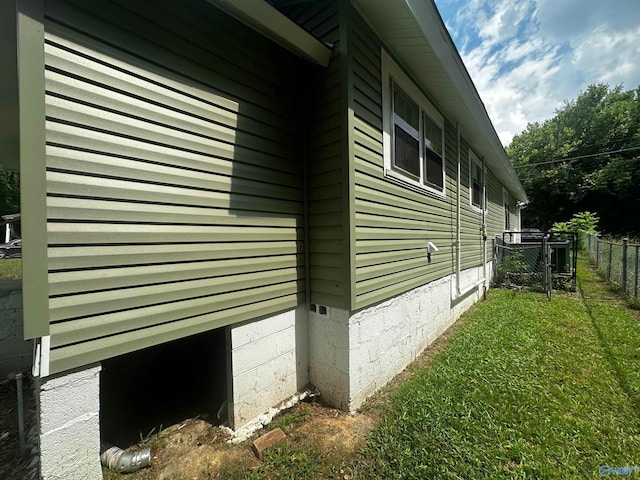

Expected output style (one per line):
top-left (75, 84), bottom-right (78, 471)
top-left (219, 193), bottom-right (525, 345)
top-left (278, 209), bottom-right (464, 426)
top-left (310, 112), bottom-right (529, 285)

top-left (434, 0), bottom-right (640, 145)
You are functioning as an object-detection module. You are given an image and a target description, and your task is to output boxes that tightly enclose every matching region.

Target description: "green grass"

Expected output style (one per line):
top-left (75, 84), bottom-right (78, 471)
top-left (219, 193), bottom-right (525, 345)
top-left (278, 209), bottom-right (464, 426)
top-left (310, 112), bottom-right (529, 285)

top-left (0, 259), bottom-right (21, 279)
top-left (241, 444), bottom-right (323, 480)
top-left (356, 254), bottom-right (640, 479)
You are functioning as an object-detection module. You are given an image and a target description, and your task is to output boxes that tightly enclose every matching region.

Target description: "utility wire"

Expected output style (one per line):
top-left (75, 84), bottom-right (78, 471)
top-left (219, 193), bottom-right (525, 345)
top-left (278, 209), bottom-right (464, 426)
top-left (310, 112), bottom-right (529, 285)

top-left (513, 145), bottom-right (640, 169)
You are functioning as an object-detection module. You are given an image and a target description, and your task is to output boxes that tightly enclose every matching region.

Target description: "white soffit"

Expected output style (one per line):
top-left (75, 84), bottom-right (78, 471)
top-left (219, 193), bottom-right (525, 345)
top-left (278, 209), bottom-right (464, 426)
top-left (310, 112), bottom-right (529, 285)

top-left (352, 0), bottom-right (527, 202)
top-left (207, 0), bottom-right (332, 67)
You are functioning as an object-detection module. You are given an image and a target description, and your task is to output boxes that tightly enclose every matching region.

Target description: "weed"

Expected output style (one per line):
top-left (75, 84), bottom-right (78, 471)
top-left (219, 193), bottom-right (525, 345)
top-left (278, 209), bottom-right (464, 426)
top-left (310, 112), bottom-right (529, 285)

top-left (269, 404), bottom-right (312, 433)
top-left (138, 424), bottom-right (162, 445)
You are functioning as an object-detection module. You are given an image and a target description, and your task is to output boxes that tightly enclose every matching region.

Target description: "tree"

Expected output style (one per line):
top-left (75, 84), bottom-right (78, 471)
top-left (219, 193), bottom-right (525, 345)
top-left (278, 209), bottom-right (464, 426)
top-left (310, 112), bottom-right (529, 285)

top-left (0, 168), bottom-right (20, 217)
top-left (508, 84), bottom-right (640, 235)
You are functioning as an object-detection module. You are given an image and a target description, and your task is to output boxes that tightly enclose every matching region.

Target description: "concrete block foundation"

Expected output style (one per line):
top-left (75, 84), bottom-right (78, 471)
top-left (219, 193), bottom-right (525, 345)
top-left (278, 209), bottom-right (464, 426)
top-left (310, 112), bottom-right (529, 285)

top-left (228, 306), bottom-right (308, 429)
top-left (309, 264), bottom-right (491, 412)
top-left (38, 364), bottom-right (102, 480)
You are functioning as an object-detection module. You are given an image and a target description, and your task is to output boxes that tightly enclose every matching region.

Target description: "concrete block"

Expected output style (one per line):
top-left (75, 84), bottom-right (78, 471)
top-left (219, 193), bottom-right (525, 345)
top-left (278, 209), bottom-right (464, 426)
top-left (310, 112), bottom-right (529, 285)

top-left (234, 371), bottom-right (298, 427)
top-left (231, 310), bottom-right (295, 349)
top-left (229, 308), bottom-right (307, 430)
top-left (232, 326), bottom-right (296, 375)
top-left (38, 364), bottom-right (102, 480)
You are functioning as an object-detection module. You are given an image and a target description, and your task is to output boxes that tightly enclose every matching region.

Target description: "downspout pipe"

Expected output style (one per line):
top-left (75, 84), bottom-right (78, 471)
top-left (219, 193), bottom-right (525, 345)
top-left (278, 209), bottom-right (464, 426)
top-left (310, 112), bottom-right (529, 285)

top-left (455, 122), bottom-right (461, 295)
top-left (481, 157), bottom-right (487, 295)
top-left (100, 443), bottom-right (151, 473)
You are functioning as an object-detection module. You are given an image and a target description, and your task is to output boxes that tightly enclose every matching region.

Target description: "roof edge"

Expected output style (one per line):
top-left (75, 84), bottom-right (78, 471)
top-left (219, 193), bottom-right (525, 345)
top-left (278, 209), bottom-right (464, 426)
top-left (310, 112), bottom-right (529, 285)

top-left (207, 0), bottom-right (332, 67)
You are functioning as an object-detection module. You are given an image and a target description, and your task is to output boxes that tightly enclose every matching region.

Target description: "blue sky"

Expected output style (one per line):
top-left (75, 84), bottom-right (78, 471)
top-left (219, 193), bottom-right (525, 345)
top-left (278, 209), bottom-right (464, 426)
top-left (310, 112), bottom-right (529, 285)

top-left (433, 0), bottom-right (640, 146)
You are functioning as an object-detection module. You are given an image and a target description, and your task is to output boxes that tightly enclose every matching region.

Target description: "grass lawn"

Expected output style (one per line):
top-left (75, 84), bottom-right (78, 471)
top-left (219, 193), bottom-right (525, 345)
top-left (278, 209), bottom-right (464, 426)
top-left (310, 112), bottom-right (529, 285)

top-left (0, 259), bottom-right (21, 279)
top-left (356, 254), bottom-right (640, 478)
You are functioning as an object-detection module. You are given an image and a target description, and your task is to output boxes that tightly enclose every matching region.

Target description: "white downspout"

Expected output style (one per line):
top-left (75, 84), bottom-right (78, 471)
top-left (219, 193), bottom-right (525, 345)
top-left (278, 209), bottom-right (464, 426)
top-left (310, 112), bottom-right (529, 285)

top-left (456, 122), bottom-right (461, 295)
top-left (481, 158), bottom-right (487, 293)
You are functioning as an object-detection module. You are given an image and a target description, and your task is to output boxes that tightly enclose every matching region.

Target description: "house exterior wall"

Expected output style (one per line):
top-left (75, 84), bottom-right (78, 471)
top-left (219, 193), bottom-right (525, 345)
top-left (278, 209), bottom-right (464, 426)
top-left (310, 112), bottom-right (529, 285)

top-left (349, 6), bottom-right (504, 312)
top-left (458, 137), bottom-right (484, 271)
top-left (486, 168), bottom-right (506, 240)
top-left (275, 0), bottom-right (348, 310)
top-left (42, 0), bottom-right (308, 374)
top-left (310, 262), bottom-right (489, 412)
top-left (351, 12), bottom-right (457, 311)
top-left (308, 306), bottom-right (351, 410)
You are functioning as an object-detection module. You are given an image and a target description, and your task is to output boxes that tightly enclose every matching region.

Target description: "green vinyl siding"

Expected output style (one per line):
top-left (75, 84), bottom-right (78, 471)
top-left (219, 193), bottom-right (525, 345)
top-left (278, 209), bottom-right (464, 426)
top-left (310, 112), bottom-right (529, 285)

top-left (486, 167), bottom-right (504, 260)
top-left (18, 0), bottom-right (49, 339)
top-left (276, 0), bottom-right (347, 309)
top-left (509, 194), bottom-right (519, 231)
top-left (486, 168), bottom-right (506, 244)
top-left (44, 0), bottom-right (308, 374)
top-left (351, 9), bottom-right (458, 310)
top-left (459, 138), bottom-right (483, 271)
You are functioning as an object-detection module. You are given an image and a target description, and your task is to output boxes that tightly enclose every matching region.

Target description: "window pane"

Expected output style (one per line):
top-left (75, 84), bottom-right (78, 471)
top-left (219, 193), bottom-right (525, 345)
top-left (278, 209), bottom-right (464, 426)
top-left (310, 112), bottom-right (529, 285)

top-left (505, 202), bottom-right (510, 229)
top-left (425, 148), bottom-right (443, 189)
top-left (424, 115), bottom-right (442, 155)
top-left (394, 86), bottom-right (419, 130)
top-left (394, 124), bottom-right (420, 177)
top-left (473, 181), bottom-right (481, 206)
top-left (471, 159), bottom-right (482, 207)
top-left (424, 113), bottom-right (443, 189)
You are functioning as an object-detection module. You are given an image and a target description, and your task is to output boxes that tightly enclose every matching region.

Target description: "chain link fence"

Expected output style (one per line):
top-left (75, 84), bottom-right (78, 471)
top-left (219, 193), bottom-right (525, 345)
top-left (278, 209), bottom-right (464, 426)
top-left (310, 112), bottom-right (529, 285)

top-left (494, 232), bottom-right (577, 297)
top-left (584, 233), bottom-right (640, 299)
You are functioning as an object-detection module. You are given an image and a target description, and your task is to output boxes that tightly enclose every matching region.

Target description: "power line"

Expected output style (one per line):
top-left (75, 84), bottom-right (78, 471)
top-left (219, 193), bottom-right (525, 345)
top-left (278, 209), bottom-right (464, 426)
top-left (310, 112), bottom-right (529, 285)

top-left (513, 145), bottom-right (640, 169)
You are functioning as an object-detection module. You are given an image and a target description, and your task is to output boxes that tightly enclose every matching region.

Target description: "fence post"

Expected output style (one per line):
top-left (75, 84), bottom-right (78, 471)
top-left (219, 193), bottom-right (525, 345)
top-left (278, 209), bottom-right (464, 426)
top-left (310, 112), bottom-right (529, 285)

top-left (608, 242), bottom-right (613, 281)
top-left (595, 238), bottom-right (599, 269)
top-left (622, 238), bottom-right (628, 294)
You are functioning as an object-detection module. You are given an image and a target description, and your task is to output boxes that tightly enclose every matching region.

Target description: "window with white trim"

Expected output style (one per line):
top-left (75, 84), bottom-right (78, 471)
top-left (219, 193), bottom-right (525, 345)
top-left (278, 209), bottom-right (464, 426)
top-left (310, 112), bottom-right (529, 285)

top-left (469, 150), bottom-right (485, 212)
top-left (382, 50), bottom-right (445, 195)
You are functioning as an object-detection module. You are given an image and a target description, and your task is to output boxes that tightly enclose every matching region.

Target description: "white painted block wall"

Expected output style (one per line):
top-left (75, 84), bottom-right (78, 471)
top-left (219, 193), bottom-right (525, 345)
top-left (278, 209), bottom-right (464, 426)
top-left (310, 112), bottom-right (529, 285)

top-left (308, 307), bottom-right (350, 410)
top-left (228, 306), bottom-right (308, 429)
top-left (309, 263), bottom-right (492, 412)
top-left (38, 364), bottom-right (102, 480)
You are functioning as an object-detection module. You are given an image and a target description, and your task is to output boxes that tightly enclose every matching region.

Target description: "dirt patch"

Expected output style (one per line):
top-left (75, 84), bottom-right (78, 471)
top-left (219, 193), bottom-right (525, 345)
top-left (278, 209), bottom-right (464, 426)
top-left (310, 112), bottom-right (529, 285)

top-left (102, 399), bottom-right (377, 480)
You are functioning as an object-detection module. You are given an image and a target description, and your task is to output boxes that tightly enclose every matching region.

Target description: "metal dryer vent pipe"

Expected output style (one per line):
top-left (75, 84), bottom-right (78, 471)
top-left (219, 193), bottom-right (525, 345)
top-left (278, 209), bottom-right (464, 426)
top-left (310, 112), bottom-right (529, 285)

top-left (100, 442), bottom-right (151, 473)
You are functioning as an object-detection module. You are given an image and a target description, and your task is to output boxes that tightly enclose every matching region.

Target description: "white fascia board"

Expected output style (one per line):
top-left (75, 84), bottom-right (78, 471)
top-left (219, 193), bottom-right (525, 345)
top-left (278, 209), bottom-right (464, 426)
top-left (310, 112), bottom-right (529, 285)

top-left (352, 0), bottom-right (527, 203)
top-left (207, 0), bottom-right (332, 67)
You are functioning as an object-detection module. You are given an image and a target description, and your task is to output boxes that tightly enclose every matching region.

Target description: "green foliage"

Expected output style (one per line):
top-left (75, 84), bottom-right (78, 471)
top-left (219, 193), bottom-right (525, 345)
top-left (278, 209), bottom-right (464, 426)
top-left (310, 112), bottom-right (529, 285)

top-left (552, 211), bottom-right (599, 247)
top-left (495, 250), bottom-right (527, 285)
top-left (568, 211), bottom-right (600, 235)
top-left (0, 168), bottom-right (20, 217)
top-left (508, 84), bottom-right (640, 235)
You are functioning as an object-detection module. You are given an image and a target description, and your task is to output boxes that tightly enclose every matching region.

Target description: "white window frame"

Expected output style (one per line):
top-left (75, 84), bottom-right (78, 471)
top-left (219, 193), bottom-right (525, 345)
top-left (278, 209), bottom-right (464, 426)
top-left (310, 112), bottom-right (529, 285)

top-left (381, 49), bottom-right (445, 197)
top-left (469, 150), bottom-right (486, 213)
